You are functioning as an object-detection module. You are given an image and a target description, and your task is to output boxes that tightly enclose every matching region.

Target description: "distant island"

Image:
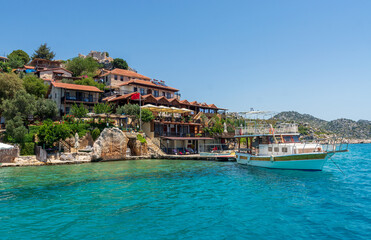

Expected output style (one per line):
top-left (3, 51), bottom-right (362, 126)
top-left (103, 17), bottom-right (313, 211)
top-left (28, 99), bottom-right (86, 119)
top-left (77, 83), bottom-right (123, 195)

top-left (273, 111), bottom-right (371, 143)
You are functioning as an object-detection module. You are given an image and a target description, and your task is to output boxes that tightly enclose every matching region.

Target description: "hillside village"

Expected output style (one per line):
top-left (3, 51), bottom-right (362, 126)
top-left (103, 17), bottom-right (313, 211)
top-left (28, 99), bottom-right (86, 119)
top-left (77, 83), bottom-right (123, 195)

top-left (0, 44), bottom-right (236, 163)
top-left (0, 44), bottom-right (369, 164)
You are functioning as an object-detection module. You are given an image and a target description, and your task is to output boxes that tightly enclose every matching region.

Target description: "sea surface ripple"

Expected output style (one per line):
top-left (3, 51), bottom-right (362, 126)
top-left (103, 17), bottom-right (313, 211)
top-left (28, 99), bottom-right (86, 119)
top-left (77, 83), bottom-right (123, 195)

top-left (0, 144), bottom-right (370, 239)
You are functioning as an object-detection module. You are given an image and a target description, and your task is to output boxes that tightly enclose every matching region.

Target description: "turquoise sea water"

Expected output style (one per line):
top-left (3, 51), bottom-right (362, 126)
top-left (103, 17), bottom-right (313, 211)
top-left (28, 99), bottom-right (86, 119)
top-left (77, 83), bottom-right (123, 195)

top-left (0, 144), bottom-right (370, 239)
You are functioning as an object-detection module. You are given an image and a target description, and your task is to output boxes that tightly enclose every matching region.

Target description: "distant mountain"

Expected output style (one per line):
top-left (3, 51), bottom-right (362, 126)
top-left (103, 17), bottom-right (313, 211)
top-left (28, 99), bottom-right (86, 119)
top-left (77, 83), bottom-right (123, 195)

top-left (273, 111), bottom-right (371, 139)
top-left (273, 111), bottom-right (327, 128)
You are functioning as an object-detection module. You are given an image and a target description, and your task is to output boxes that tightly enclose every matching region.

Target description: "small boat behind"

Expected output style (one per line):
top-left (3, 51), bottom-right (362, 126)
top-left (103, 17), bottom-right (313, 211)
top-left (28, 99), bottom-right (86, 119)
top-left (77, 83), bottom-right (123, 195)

top-left (199, 143), bottom-right (236, 160)
top-left (234, 113), bottom-right (348, 171)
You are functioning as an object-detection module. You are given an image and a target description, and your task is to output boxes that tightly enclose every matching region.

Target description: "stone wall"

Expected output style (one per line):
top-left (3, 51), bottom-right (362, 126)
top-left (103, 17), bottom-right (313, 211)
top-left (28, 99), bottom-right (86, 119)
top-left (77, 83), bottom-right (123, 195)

top-left (0, 147), bottom-right (19, 163)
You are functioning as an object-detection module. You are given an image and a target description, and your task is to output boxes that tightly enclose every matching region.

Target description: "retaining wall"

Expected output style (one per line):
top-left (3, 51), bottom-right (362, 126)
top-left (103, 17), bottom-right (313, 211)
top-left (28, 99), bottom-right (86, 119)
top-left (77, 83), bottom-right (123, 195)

top-left (0, 147), bottom-right (19, 163)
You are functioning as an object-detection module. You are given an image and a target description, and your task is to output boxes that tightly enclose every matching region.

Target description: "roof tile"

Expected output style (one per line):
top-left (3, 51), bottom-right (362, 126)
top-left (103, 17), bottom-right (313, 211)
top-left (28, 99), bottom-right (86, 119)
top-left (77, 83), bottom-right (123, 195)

top-left (52, 82), bottom-right (103, 92)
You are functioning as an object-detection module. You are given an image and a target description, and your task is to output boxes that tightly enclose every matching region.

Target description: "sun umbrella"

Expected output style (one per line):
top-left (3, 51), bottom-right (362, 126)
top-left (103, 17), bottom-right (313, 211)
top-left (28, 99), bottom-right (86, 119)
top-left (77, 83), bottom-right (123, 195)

top-left (141, 104), bottom-right (159, 111)
top-left (180, 108), bottom-right (193, 113)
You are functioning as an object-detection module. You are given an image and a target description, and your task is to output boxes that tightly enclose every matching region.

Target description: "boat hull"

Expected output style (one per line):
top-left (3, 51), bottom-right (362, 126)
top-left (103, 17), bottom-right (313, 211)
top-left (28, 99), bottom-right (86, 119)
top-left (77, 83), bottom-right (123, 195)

top-left (236, 152), bottom-right (330, 171)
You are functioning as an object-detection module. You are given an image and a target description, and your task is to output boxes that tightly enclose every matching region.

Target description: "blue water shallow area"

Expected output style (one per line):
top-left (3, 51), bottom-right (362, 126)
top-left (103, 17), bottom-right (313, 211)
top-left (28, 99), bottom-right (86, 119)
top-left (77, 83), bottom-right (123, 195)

top-left (0, 144), bottom-right (370, 239)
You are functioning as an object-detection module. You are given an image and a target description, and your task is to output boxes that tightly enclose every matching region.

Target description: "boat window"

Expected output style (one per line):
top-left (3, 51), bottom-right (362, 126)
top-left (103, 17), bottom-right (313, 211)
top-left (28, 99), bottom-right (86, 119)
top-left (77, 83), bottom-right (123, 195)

top-left (274, 147), bottom-right (279, 152)
top-left (292, 136), bottom-right (300, 142)
top-left (283, 136), bottom-right (292, 143)
top-left (268, 147), bottom-right (272, 152)
top-left (282, 147), bottom-right (288, 152)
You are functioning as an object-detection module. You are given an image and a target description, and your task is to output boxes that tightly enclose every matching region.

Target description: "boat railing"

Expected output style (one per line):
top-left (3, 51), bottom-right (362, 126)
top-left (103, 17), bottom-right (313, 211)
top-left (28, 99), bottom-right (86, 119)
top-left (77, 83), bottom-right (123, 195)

top-left (321, 138), bottom-right (349, 153)
top-left (235, 124), bottom-right (299, 136)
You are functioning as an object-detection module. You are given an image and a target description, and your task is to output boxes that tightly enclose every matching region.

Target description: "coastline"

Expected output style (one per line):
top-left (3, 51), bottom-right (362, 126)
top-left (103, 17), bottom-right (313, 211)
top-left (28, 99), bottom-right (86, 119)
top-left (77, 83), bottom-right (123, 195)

top-left (0, 153), bottom-right (235, 168)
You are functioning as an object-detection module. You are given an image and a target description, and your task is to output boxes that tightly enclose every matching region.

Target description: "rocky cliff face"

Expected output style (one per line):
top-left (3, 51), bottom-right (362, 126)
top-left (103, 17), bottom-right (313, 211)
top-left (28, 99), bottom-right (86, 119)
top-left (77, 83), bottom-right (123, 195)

top-left (92, 128), bottom-right (129, 161)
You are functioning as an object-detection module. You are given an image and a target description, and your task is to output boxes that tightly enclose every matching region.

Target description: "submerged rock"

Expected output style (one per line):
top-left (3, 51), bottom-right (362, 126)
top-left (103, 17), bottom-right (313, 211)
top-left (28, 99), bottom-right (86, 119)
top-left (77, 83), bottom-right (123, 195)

top-left (92, 128), bottom-right (129, 161)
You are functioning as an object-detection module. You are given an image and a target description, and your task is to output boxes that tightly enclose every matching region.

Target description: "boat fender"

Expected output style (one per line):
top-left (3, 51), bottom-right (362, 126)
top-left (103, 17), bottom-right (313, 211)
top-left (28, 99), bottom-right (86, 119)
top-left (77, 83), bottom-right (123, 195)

top-left (270, 155), bottom-right (274, 162)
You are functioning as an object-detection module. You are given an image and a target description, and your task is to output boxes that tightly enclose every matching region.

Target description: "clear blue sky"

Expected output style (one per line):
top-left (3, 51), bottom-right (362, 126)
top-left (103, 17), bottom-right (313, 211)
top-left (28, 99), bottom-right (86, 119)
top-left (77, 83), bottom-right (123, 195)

top-left (1, 0), bottom-right (370, 121)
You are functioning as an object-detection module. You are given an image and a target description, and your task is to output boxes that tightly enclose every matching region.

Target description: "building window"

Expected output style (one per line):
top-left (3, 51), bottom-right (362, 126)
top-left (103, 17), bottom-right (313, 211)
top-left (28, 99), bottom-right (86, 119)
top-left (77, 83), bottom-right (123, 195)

top-left (140, 88), bottom-right (145, 95)
top-left (66, 107), bottom-right (70, 114)
top-left (282, 147), bottom-right (288, 152)
top-left (120, 76), bottom-right (123, 81)
top-left (114, 75), bottom-right (118, 80)
top-left (268, 147), bottom-right (272, 152)
top-left (166, 92), bottom-right (171, 98)
top-left (274, 147), bottom-right (279, 152)
top-left (134, 87), bottom-right (138, 92)
top-left (154, 90), bottom-right (159, 97)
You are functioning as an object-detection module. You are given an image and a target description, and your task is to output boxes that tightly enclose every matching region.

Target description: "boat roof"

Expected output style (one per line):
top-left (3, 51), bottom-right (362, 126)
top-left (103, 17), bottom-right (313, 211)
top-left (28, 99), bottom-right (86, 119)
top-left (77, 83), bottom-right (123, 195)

top-left (235, 133), bottom-right (300, 138)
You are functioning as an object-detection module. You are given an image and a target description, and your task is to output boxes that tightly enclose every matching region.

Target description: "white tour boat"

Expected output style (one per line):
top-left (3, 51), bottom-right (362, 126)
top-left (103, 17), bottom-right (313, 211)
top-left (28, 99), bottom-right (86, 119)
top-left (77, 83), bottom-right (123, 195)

top-left (235, 112), bottom-right (348, 171)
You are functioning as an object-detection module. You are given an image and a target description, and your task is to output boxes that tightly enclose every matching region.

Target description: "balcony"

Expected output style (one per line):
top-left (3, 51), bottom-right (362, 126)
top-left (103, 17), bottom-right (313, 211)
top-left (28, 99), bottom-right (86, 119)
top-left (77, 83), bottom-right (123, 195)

top-left (62, 96), bottom-right (99, 104)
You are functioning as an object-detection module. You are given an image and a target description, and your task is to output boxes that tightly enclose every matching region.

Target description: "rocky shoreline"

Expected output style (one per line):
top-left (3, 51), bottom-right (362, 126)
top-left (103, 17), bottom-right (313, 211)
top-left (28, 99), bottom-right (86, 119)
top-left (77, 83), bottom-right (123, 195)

top-left (1, 127), bottom-right (369, 168)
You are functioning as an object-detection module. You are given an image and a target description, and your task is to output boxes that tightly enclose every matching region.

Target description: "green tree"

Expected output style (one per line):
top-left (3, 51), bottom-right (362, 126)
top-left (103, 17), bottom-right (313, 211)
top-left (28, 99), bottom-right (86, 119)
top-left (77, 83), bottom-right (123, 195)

top-left (23, 74), bottom-right (48, 98)
top-left (6, 114), bottom-right (28, 143)
top-left (37, 120), bottom-right (71, 148)
top-left (71, 103), bottom-right (88, 119)
top-left (7, 55), bottom-right (24, 69)
top-left (0, 62), bottom-right (12, 73)
top-left (116, 103), bottom-right (140, 116)
top-left (1, 90), bottom-right (36, 121)
top-left (66, 57), bottom-right (100, 76)
top-left (8, 50), bottom-right (30, 65)
top-left (0, 73), bottom-right (24, 104)
top-left (141, 108), bottom-right (154, 123)
top-left (112, 58), bottom-right (128, 70)
top-left (35, 99), bottom-right (58, 120)
top-left (93, 103), bottom-right (112, 114)
top-left (32, 43), bottom-right (55, 60)
top-left (74, 77), bottom-right (105, 91)
top-left (92, 128), bottom-right (101, 141)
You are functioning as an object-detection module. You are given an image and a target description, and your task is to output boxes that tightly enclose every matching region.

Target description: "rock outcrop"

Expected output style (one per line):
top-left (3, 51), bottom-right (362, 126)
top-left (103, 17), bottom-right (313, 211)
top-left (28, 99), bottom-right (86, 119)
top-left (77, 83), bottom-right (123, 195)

top-left (128, 139), bottom-right (148, 156)
top-left (92, 128), bottom-right (129, 161)
top-left (65, 132), bottom-right (94, 152)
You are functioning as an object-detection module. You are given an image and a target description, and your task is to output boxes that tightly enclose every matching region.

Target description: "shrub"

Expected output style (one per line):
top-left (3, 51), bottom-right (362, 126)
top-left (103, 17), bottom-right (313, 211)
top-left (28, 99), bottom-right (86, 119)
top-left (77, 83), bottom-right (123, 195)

top-left (68, 123), bottom-right (90, 137)
top-left (141, 108), bottom-right (154, 123)
top-left (63, 114), bottom-right (75, 123)
top-left (93, 103), bottom-right (112, 114)
top-left (92, 128), bottom-right (100, 141)
top-left (37, 121), bottom-right (71, 148)
top-left (137, 134), bottom-right (146, 144)
top-left (20, 142), bottom-right (35, 156)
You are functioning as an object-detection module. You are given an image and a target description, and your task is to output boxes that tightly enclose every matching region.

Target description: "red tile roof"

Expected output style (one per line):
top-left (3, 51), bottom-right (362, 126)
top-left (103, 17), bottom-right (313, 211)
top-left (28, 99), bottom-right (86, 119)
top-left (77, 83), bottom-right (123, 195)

top-left (119, 79), bottom-right (179, 92)
top-left (208, 104), bottom-right (218, 109)
top-left (102, 95), bottom-right (119, 101)
top-left (107, 92), bottom-right (136, 102)
top-left (24, 65), bottom-right (35, 69)
top-left (51, 82), bottom-right (103, 92)
top-left (155, 96), bottom-right (170, 102)
top-left (180, 100), bottom-right (190, 105)
top-left (109, 68), bottom-right (151, 80)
